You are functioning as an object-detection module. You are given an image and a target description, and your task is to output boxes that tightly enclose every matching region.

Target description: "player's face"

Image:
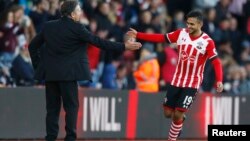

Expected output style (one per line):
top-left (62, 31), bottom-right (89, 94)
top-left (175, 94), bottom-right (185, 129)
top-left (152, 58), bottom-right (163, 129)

top-left (71, 4), bottom-right (82, 22)
top-left (186, 17), bottom-right (202, 34)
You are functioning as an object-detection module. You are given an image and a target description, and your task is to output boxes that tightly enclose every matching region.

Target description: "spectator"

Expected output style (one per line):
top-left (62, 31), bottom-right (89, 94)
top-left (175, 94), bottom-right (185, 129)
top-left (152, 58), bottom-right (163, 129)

top-left (101, 52), bottom-right (121, 89)
top-left (170, 10), bottom-right (186, 31)
top-left (245, 60), bottom-right (250, 80)
top-left (228, 16), bottom-right (243, 63)
top-left (238, 66), bottom-right (250, 94)
top-left (11, 5), bottom-right (36, 44)
top-left (0, 64), bottom-right (15, 87)
top-left (29, 0), bottom-right (49, 32)
top-left (240, 40), bottom-right (250, 63)
top-left (133, 10), bottom-right (154, 32)
top-left (242, 0), bottom-right (250, 39)
top-left (0, 9), bottom-right (19, 65)
top-left (11, 45), bottom-right (34, 86)
top-left (159, 44), bottom-right (178, 90)
top-left (193, 0), bottom-right (219, 10)
top-left (116, 63), bottom-right (128, 89)
top-left (122, 0), bottom-right (139, 26)
top-left (95, 2), bottom-right (113, 33)
top-left (133, 43), bottom-right (160, 93)
top-left (214, 0), bottom-right (232, 26)
top-left (47, 0), bottom-right (61, 21)
top-left (203, 7), bottom-right (220, 39)
top-left (226, 65), bottom-right (241, 94)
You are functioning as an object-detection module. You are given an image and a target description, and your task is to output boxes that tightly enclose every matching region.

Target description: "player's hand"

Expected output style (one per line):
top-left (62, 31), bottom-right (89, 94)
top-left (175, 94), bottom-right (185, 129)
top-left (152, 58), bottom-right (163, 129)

top-left (126, 28), bottom-right (138, 39)
top-left (124, 39), bottom-right (142, 50)
top-left (216, 82), bottom-right (223, 93)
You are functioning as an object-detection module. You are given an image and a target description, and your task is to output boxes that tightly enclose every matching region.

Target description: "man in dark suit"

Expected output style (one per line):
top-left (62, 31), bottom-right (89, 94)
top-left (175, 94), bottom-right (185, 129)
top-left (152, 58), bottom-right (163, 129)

top-left (28, 0), bottom-right (142, 140)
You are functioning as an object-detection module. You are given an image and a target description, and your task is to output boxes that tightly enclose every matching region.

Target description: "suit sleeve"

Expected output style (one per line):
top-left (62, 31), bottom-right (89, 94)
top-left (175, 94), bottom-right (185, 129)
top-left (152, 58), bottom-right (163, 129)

top-left (77, 24), bottom-right (125, 51)
top-left (28, 30), bottom-right (44, 69)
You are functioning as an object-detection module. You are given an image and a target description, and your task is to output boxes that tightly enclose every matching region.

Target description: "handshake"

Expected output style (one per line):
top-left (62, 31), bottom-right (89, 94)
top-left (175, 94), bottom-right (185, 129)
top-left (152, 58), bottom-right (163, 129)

top-left (124, 28), bottom-right (141, 50)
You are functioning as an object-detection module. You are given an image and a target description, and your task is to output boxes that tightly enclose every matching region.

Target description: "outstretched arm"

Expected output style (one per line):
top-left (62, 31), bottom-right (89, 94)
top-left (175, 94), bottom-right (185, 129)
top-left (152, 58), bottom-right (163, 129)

top-left (78, 25), bottom-right (141, 51)
top-left (137, 32), bottom-right (166, 42)
top-left (127, 28), bottom-right (166, 43)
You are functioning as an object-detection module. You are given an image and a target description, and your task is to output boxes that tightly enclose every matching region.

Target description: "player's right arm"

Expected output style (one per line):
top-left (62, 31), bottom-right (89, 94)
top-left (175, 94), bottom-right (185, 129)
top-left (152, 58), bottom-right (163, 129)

top-left (126, 28), bottom-right (182, 43)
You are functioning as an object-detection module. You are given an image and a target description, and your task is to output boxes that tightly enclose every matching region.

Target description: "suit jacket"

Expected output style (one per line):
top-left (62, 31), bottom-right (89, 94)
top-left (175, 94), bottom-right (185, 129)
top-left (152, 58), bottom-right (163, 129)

top-left (28, 16), bottom-right (125, 81)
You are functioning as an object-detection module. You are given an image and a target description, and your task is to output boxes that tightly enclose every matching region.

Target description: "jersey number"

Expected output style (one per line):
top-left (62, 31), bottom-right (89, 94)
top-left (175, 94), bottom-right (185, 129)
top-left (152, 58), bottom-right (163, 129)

top-left (183, 96), bottom-right (193, 108)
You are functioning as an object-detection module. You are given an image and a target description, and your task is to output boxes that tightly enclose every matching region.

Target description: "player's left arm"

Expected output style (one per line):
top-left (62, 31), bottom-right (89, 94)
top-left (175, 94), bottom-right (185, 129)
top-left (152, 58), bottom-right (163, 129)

top-left (206, 40), bottom-right (224, 93)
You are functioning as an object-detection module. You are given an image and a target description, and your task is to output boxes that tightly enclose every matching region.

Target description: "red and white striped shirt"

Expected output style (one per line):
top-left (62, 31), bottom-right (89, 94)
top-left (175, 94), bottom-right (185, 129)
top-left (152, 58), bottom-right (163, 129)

top-left (166, 28), bottom-right (218, 89)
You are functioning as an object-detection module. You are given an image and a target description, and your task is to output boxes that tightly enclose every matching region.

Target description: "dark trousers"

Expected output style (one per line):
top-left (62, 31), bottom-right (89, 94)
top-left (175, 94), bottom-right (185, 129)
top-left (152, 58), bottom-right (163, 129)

top-left (45, 81), bottom-right (79, 141)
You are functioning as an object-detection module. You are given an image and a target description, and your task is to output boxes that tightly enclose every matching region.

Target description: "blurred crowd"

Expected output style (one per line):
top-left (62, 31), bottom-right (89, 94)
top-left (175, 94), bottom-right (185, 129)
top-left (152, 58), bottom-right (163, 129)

top-left (0, 0), bottom-right (250, 95)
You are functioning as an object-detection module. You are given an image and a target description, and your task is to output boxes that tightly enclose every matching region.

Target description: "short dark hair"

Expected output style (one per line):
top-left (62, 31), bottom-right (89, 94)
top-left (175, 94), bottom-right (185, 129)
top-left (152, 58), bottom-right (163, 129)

top-left (60, 0), bottom-right (79, 16)
top-left (186, 10), bottom-right (204, 22)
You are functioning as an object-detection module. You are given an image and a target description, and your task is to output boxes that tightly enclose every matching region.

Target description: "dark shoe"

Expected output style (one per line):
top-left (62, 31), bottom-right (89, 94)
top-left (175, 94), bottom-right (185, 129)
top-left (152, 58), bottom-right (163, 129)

top-left (45, 135), bottom-right (57, 141)
top-left (177, 114), bottom-right (186, 137)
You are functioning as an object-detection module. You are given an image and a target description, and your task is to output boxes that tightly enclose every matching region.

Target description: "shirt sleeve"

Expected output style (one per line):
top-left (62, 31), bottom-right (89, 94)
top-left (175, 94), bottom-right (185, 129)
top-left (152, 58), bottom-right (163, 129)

top-left (211, 57), bottom-right (223, 82)
top-left (137, 32), bottom-right (166, 43)
top-left (206, 40), bottom-right (218, 59)
top-left (165, 29), bottom-right (182, 43)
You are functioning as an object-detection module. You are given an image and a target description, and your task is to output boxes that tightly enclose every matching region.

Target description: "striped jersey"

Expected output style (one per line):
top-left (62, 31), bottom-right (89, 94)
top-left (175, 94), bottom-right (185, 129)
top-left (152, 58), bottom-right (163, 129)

top-left (166, 28), bottom-right (218, 89)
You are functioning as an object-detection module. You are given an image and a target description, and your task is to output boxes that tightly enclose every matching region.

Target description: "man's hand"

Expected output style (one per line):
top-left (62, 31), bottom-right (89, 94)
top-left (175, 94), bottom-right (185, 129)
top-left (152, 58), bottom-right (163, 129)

top-left (126, 28), bottom-right (138, 38)
top-left (124, 39), bottom-right (142, 50)
top-left (216, 82), bottom-right (224, 93)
